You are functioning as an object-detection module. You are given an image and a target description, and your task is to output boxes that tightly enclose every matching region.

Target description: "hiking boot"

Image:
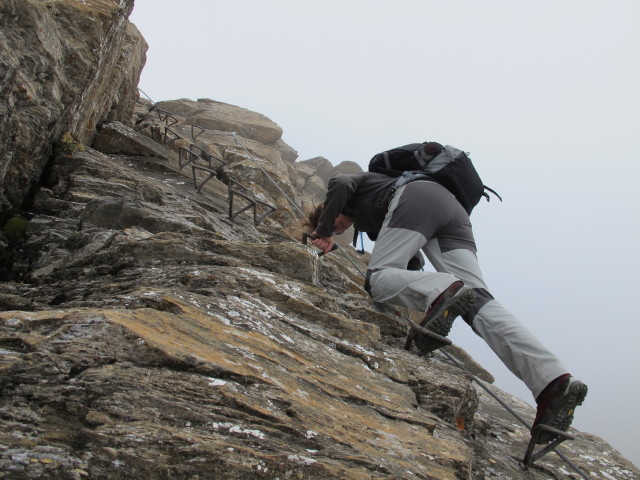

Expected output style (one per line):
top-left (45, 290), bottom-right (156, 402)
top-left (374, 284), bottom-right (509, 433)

top-left (407, 281), bottom-right (476, 354)
top-left (532, 374), bottom-right (588, 444)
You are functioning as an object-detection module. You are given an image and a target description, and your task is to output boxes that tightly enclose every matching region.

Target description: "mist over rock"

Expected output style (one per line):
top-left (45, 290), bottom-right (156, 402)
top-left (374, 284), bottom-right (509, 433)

top-left (0, 2), bottom-right (638, 479)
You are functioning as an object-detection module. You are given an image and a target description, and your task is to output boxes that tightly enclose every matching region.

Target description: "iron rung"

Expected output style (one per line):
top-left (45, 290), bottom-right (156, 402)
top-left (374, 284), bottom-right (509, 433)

top-left (523, 424), bottom-right (575, 469)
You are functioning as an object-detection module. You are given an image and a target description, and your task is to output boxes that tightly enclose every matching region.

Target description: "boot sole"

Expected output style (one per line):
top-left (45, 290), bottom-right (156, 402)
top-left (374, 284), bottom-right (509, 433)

top-left (414, 289), bottom-right (477, 353)
top-left (536, 381), bottom-right (588, 444)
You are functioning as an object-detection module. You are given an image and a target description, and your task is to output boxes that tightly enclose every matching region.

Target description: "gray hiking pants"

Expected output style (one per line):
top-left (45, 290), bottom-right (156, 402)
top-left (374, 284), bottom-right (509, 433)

top-left (366, 180), bottom-right (567, 398)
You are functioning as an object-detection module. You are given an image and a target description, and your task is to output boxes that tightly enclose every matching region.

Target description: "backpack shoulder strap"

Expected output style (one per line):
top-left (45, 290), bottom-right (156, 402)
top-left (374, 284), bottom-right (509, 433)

top-left (413, 148), bottom-right (431, 169)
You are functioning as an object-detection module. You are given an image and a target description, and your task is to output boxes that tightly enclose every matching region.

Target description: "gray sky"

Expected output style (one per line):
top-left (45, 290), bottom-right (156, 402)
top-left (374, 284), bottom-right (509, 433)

top-left (130, 0), bottom-right (640, 467)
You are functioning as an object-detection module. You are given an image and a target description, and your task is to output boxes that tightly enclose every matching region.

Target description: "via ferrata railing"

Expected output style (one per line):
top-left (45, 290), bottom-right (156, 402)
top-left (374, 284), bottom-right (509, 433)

top-left (154, 109), bottom-right (181, 145)
top-left (178, 143), bottom-right (225, 171)
top-left (153, 107), bottom-right (277, 226)
top-left (227, 178), bottom-right (276, 226)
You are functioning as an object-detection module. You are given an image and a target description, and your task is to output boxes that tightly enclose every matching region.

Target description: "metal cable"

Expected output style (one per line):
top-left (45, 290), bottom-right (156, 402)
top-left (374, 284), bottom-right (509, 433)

top-left (137, 87), bottom-right (155, 104)
top-left (335, 243), bottom-right (365, 277)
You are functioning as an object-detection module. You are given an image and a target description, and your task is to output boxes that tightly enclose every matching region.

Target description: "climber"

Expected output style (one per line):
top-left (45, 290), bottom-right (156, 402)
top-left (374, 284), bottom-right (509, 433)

top-left (305, 170), bottom-right (587, 444)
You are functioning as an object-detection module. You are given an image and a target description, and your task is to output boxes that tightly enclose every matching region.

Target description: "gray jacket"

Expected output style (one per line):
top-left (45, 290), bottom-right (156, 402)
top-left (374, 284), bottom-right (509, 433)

top-left (316, 172), bottom-right (395, 239)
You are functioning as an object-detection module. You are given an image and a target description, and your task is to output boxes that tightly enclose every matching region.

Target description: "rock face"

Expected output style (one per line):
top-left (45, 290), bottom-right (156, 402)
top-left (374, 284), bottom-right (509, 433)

top-left (0, 0), bottom-right (147, 215)
top-left (1, 3), bottom-right (639, 480)
top-left (0, 105), bottom-right (636, 480)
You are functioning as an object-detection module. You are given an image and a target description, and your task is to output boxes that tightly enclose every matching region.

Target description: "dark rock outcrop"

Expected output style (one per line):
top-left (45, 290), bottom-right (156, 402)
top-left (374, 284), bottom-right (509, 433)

top-left (0, 0), bottom-right (147, 215)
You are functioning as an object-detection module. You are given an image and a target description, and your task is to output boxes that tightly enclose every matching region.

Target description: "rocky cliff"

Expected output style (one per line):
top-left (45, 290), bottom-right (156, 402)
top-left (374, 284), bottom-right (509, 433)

top-left (0, 0), bottom-right (146, 216)
top-left (1, 2), bottom-right (638, 479)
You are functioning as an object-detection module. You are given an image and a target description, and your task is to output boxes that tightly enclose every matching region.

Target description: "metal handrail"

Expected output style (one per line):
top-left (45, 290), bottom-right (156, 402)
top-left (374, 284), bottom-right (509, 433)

top-left (179, 147), bottom-right (199, 170)
top-left (138, 90), bottom-right (303, 220)
top-left (191, 164), bottom-right (220, 193)
top-left (180, 144), bottom-right (226, 171)
top-left (190, 144), bottom-right (225, 168)
top-left (191, 124), bottom-right (205, 140)
top-left (156, 125), bottom-right (180, 145)
top-left (227, 178), bottom-right (276, 226)
top-left (156, 108), bottom-right (178, 127)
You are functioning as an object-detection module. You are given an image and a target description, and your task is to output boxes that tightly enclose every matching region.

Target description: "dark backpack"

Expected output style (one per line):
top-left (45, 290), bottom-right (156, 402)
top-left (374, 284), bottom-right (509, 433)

top-left (368, 142), bottom-right (501, 215)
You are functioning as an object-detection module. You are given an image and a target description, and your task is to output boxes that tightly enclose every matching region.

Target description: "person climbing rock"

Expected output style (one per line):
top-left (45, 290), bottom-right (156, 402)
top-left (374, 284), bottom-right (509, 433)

top-left (306, 166), bottom-right (587, 444)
